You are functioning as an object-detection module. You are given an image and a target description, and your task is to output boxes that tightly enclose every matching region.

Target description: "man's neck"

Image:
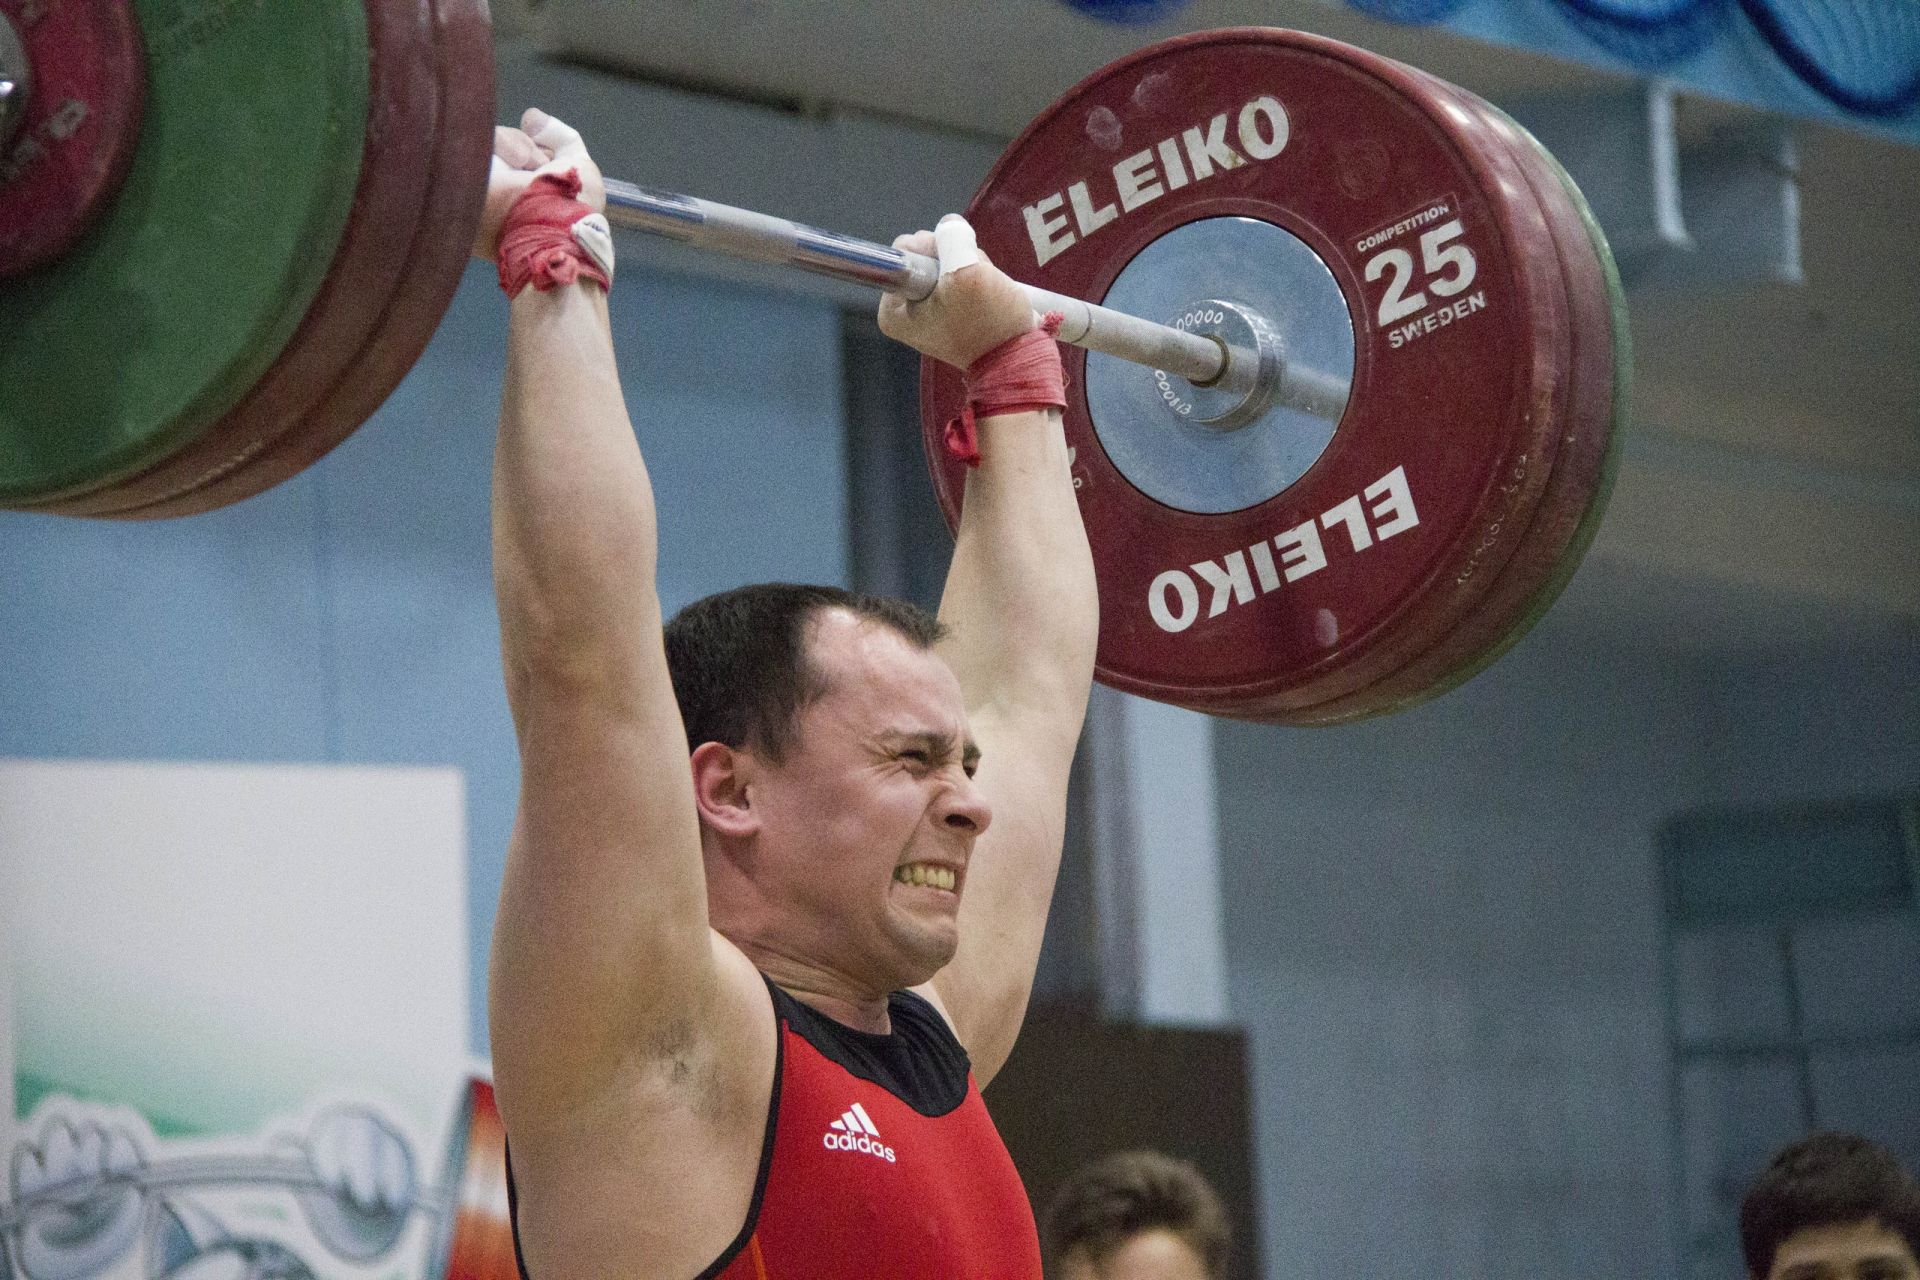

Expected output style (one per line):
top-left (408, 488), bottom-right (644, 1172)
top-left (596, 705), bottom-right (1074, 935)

top-left (779, 979), bottom-right (894, 1034)
top-left (733, 939), bottom-right (895, 1034)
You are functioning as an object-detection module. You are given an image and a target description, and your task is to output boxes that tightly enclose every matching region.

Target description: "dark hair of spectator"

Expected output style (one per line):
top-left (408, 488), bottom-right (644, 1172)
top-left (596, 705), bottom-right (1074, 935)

top-left (1739, 1132), bottom-right (1920, 1277)
top-left (664, 583), bottom-right (947, 764)
top-left (1042, 1150), bottom-right (1230, 1279)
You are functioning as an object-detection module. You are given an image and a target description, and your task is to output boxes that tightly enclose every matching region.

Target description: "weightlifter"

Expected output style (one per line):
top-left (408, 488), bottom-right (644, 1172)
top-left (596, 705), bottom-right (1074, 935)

top-left (477, 110), bottom-right (1097, 1279)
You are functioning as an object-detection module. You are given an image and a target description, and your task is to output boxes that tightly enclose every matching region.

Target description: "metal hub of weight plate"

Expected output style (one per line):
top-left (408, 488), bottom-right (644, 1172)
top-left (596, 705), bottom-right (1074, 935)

top-left (922, 27), bottom-right (1573, 721)
top-left (36, 0), bottom-right (444, 517)
top-left (0, 0), bottom-right (370, 507)
top-left (1293, 72), bottom-right (1626, 723)
top-left (0, 0), bottom-right (146, 279)
top-left (1084, 216), bottom-right (1354, 513)
top-left (113, 0), bottom-right (495, 520)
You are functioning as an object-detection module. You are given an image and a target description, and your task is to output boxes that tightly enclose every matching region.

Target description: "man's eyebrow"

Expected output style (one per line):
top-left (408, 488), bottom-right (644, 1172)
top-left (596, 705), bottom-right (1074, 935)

top-left (880, 729), bottom-right (982, 766)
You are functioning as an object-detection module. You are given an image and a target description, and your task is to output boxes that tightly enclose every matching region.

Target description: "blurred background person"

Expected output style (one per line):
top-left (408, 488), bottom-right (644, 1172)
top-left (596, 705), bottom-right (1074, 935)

top-left (1042, 1149), bottom-right (1230, 1280)
top-left (1741, 1132), bottom-right (1920, 1280)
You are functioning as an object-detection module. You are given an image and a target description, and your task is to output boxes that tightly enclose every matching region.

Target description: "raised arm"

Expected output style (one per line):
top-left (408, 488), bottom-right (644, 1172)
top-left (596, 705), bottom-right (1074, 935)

top-left (879, 219), bottom-right (1100, 1082)
top-left (481, 113), bottom-right (745, 1134)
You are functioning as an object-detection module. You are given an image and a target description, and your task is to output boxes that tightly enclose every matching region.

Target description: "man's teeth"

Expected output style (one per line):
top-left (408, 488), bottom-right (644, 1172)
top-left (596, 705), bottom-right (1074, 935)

top-left (893, 864), bottom-right (956, 891)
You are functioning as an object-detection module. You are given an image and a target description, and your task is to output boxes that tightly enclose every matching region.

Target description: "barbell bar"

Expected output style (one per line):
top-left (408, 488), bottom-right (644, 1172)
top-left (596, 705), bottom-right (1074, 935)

top-left (601, 177), bottom-right (1353, 422)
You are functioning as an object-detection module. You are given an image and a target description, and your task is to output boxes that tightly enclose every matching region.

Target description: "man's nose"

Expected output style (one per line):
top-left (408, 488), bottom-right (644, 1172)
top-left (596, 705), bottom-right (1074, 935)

top-left (939, 773), bottom-right (992, 836)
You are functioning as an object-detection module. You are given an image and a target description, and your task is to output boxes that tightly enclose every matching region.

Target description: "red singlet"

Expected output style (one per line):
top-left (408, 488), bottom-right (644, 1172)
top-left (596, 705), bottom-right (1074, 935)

top-left (509, 977), bottom-right (1043, 1279)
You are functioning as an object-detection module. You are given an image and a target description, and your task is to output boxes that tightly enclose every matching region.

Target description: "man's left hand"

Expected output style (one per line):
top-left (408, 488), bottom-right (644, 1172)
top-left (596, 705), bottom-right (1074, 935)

top-left (877, 215), bottom-right (1037, 370)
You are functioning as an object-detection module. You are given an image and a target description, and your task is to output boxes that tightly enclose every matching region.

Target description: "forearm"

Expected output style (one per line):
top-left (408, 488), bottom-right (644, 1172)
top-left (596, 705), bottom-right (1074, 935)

top-left (938, 408), bottom-right (1099, 730)
top-left (492, 282), bottom-right (661, 697)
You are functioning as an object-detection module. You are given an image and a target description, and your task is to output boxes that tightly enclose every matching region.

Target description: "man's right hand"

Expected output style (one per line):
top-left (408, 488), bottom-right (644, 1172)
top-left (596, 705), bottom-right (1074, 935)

top-left (471, 108), bottom-right (608, 263)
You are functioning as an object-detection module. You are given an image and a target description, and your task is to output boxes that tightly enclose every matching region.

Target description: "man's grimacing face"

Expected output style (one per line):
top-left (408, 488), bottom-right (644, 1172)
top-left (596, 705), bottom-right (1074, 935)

top-left (1764, 1220), bottom-right (1920, 1280)
top-left (739, 609), bottom-right (992, 988)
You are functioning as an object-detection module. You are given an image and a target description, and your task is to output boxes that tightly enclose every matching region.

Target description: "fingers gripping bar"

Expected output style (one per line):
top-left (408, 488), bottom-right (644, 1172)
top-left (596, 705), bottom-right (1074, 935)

top-left (600, 179), bottom-right (1349, 417)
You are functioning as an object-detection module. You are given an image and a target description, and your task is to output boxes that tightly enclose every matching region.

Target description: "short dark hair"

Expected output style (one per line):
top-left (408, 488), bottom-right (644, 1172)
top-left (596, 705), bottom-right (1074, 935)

top-left (663, 583), bottom-right (946, 764)
top-left (1042, 1150), bottom-right (1230, 1279)
top-left (1740, 1132), bottom-right (1920, 1277)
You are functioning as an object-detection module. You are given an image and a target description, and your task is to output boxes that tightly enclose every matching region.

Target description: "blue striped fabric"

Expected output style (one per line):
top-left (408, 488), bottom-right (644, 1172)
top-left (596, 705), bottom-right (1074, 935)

top-left (1551, 0), bottom-right (1732, 66)
top-left (1056, 0), bottom-right (1193, 24)
top-left (1345, 0), bottom-right (1472, 23)
top-left (1739, 0), bottom-right (1920, 116)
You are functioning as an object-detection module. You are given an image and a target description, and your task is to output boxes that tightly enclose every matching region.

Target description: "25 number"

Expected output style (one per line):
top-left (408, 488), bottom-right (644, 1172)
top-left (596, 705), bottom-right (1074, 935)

top-left (1363, 219), bottom-right (1477, 326)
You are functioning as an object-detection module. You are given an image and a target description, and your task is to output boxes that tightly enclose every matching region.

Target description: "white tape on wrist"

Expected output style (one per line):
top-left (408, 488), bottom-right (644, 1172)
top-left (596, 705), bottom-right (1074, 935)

top-left (572, 212), bottom-right (615, 282)
top-left (934, 215), bottom-right (980, 276)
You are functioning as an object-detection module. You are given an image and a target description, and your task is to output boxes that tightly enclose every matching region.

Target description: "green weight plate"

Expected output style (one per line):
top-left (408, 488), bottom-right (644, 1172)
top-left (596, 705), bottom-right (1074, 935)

top-left (39, 0), bottom-right (440, 517)
top-left (0, 0), bottom-right (368, 505)
top-left (117, 0), bottom-right (496, 519)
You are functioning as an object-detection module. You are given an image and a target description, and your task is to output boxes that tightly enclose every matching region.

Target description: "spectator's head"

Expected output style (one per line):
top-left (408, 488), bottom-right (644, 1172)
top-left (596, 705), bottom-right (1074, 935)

top-left (1042, 1150), bottom-right (1229, 1280)
top-left (1740, 1132), bottom-right (1920, 1280)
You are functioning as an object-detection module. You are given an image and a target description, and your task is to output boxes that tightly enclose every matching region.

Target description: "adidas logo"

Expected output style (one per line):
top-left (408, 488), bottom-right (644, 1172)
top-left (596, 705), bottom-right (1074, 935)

top-left (822, 1101), bottom-right (896, 1163)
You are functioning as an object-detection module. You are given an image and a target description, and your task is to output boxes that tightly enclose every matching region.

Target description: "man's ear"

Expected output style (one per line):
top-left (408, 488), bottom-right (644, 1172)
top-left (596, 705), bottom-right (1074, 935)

top-left (691, 741), bottom-right (759, 838)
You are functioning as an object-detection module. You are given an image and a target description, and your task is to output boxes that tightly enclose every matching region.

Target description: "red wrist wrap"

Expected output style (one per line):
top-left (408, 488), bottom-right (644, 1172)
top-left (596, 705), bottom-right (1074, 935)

top-left (496, 169), bottom-right (611, 299)
top-left (942, 312), bottom-right (1067, 468)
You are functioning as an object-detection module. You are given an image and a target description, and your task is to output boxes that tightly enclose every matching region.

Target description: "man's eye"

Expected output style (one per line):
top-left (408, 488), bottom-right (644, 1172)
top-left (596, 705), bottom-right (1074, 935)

top-left (901, 751), bottom-right (929, 765)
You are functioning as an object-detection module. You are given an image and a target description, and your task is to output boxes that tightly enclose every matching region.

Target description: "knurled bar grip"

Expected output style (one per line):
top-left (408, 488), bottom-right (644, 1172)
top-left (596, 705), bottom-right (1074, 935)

top-left (603, 179), bottom-right (1238, 387)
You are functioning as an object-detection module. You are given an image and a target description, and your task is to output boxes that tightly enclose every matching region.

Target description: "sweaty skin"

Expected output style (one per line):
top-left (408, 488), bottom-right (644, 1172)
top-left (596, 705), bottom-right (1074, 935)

top-left (479, 112), bottom-right (1097, 1279)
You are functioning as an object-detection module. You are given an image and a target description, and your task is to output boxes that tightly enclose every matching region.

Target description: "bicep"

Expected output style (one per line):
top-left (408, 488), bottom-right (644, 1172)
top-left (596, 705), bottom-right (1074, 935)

top-left (487, 663), bottom-right (719, 1119)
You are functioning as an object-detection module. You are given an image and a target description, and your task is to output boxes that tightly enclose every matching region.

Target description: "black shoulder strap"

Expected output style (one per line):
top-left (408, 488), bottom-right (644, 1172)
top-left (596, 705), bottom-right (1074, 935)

top-left (766, 976), bottom-right (971, 1116)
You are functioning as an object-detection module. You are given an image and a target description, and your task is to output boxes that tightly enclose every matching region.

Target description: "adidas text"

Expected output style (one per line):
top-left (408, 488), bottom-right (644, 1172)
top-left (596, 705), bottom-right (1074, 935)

top-left (822, 1130), bottom-right (897, 1162)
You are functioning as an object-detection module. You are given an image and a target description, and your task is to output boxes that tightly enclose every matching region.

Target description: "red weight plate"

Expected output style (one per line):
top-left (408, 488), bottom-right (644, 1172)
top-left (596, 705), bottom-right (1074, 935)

top-left (921, 28), bottom-right (1570, 719)
top-left (1292, 73), bottom-right (1619, 723)
top-left (429, 1078), bottom-right (519, 1280)
top-left (110, 0), bottom-right (494, 519)
top-left (39, 0), bottom-right (439, 516)
top-left (1218, 62), bottom-right (1577, 722)
top-left (0, 0), bottom-right (145, 278)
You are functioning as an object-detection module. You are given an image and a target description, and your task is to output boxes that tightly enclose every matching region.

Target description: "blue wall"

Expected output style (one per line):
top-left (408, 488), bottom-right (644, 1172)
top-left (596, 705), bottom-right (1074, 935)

top-left (0, 262), bottom-right (850, 1057)
top-left (1215, 622), bottom-right (1920, 1280)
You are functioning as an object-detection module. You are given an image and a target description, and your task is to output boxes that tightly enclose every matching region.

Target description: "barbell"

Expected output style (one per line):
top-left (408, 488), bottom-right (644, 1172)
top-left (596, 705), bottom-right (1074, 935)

top-left (0, 1079), bottom-right (517, 1280)
top-left (0, 2), bottom-right (1626, 725)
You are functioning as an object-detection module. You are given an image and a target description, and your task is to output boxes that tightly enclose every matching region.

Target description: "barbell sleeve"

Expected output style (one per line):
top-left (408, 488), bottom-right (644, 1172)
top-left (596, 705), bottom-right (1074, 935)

top-left (602, 178), bottom-right (1235, 387)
